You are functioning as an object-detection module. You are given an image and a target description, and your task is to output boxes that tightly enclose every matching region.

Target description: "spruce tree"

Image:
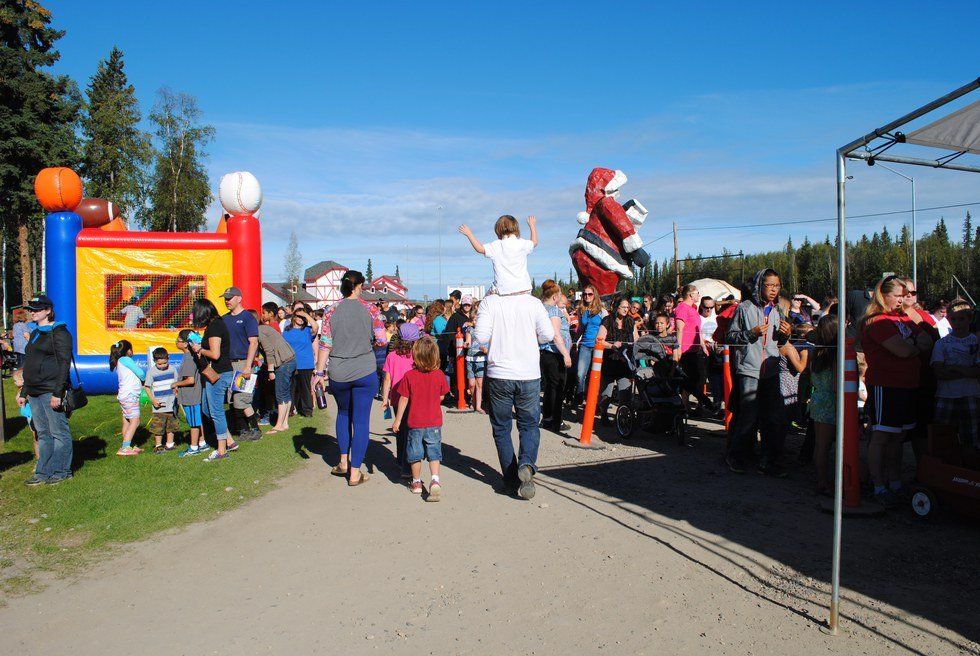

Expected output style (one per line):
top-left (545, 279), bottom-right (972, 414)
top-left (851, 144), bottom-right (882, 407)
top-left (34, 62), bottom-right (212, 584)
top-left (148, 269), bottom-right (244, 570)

top-left (146, 88), bottom-right (214, 231)
top-left (80, 47), bottom-right (152, 220)
top-left (395, 264), bottom-right (400, 279)
top-left (0, 0), bottom-right (82, 301)
top-left (366, 258), bottom-right (373, 282)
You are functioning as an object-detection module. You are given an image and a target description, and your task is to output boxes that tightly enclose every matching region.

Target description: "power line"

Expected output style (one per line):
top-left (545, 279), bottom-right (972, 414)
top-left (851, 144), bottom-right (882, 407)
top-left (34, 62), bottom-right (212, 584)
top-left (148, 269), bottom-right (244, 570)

top-left (674, 201), bottom-right (979, 232)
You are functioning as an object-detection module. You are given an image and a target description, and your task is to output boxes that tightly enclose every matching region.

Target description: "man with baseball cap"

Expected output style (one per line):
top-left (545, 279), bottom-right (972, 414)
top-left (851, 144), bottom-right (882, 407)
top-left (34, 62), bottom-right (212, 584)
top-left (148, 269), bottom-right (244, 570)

top-left (222, 286), bottom-right (261, 441)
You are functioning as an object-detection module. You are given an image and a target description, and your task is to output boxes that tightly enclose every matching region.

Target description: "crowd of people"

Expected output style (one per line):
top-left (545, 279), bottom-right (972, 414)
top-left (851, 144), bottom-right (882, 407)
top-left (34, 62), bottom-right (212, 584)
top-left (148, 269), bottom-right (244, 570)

top-left (7, 210), bottom-right (978, 511)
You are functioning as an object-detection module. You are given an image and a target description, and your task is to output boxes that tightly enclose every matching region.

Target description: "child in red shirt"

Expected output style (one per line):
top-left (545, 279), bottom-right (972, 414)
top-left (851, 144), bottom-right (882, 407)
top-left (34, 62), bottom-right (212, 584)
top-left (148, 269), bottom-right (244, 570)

top-left (392, 337), bottom-right (450, 501)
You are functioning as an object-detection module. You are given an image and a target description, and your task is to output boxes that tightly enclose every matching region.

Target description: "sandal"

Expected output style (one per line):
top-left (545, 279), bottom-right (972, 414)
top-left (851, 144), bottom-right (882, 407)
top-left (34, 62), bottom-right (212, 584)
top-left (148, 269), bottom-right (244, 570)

top-left (347, 472), bottom-right (370, 487)
top-left (264, 428), bottom-right (282, 435)
top-left (330, 465), bottom-right (349, 477)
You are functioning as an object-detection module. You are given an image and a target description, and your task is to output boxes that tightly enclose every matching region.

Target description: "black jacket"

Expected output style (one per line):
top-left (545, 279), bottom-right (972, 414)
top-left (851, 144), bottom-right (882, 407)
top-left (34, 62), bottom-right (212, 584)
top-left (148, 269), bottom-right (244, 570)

top-left (21, 323), bottom-right (73, 397)
top-left (442, 310), bottom-right (470, 355)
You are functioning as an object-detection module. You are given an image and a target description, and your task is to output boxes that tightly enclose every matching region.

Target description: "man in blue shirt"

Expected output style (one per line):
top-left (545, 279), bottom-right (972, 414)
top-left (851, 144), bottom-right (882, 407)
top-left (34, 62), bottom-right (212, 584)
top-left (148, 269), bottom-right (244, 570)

top-left (222, 287), bottom-right (261, 441)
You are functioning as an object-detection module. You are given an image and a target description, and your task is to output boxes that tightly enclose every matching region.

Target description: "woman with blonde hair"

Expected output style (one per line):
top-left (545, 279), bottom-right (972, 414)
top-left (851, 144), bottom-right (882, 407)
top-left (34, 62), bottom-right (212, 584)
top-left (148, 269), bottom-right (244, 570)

top-left (573, 284), bottom-right (604, 400)
top-left (860, 275), bottom-right (933, 507)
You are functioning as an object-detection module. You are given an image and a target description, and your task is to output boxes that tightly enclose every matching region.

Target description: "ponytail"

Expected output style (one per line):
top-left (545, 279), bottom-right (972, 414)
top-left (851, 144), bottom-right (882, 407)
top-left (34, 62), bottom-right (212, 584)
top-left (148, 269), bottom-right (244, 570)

top-left (109, 339), bottom-right (133, 371)
top-left (340, 270), bottom-right (365, 298)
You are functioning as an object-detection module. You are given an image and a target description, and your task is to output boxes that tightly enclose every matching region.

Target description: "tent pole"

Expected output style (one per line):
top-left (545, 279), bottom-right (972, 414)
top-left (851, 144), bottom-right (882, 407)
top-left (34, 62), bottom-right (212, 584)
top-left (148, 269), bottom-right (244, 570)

top-left (830, 150), bottom-right (848, 635)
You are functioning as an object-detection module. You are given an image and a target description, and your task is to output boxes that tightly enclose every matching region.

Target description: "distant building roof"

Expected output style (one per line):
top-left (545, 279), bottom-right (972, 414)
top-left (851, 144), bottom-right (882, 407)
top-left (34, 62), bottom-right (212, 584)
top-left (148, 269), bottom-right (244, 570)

top-left (304, 260), bottom-right (346, 281)
top-left (263, 281), bottom-right (317, 304)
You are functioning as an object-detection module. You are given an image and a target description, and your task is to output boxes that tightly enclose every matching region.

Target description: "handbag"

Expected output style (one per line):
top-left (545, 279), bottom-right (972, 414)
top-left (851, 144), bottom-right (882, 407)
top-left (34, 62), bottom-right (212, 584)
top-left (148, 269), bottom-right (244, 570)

top-left (194, 351), bottom-right (220, 384)
top-left (60, 353), bottom-right (88, 417)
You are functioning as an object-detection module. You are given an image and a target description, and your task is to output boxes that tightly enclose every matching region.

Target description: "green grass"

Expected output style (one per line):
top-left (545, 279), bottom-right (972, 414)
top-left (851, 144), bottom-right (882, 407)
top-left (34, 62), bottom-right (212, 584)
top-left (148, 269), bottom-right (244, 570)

top-left (0, 378), bottom-right (322, 601)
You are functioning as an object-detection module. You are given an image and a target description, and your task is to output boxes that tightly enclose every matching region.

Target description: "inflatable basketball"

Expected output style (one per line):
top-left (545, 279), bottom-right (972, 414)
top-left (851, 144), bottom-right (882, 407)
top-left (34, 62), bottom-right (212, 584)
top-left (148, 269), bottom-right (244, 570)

top-left (218, 171), bottom-right (262, 216)
top-left (35, 167), bottom-right (83, 212)
top-left (75, 198), bottom-right (121, 228)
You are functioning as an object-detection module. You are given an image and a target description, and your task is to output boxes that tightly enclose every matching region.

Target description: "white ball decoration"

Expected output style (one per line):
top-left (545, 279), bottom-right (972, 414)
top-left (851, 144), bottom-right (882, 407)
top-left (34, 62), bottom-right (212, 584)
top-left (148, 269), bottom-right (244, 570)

top-left (219, 171), bottom-right (263, 216)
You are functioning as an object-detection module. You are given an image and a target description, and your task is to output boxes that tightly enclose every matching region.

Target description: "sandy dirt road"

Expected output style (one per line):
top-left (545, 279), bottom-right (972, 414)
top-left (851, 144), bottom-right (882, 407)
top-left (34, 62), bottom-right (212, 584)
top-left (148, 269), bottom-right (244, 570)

top-left (1, 399), bottom-right (977, 655)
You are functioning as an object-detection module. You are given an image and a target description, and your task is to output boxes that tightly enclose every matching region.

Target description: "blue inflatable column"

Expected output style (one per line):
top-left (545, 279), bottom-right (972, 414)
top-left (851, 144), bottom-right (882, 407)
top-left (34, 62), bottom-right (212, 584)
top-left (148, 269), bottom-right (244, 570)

top-left (44, 211), bottom-right (82, 362)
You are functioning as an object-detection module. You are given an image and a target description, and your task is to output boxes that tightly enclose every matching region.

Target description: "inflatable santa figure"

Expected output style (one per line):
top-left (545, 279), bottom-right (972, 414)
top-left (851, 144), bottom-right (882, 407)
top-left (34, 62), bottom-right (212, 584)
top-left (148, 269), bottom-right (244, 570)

top-left (569, 167), bottom-right (651, 297)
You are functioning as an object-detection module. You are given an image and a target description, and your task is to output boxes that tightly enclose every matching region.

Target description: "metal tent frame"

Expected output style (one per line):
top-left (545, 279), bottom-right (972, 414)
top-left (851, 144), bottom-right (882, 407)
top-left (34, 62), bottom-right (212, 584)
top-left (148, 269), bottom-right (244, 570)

top-left (830, 77), bottom-right (980, 633)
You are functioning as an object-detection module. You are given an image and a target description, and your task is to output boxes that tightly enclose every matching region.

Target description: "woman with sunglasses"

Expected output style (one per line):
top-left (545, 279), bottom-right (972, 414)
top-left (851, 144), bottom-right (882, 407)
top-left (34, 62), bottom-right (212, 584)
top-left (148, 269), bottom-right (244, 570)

top-left (573, 285), bottom-right (604, 403)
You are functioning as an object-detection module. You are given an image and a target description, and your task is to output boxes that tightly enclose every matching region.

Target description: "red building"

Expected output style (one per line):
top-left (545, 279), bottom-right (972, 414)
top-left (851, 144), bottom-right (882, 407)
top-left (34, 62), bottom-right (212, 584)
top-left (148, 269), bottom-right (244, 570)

top-left (368, 274), bottom-right (408, 300)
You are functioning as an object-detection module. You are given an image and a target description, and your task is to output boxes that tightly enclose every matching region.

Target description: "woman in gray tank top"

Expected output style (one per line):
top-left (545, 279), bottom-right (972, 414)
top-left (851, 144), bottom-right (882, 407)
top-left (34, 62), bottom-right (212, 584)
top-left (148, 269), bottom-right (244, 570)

top-left (318, 270), bottom-right (388, 486)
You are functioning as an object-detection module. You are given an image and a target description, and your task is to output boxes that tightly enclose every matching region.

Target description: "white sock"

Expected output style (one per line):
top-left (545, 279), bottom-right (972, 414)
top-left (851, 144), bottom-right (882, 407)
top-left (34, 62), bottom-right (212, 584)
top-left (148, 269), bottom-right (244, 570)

top-left (431, 475), bottom-right (440, 483)
top-left (412, 478), bottom-right (422, 484)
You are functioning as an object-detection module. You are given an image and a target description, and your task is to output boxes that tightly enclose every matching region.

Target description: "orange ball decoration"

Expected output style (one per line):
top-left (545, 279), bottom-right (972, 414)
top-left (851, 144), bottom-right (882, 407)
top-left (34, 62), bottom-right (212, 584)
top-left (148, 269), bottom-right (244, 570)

top-left (34, 167), bottom-right (83, 212)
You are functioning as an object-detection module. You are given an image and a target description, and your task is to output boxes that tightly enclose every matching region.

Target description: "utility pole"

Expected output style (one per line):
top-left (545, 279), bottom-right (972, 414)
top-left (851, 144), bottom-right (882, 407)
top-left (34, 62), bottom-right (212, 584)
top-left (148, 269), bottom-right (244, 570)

top-left (673, 221), bottom-right (680, 291)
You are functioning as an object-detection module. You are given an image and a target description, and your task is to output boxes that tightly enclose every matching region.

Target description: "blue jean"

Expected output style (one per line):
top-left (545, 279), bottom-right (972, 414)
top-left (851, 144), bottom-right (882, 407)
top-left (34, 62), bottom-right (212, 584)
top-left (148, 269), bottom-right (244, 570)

top-left (204, 370), bottom-right (234, 438)
top-left (28, 393), bottom-right (73, 480)
top-left (274, 359), bottom-right (296, 404)
top-left (576, 345), bottom-right (595, 394)
top-left (330, 371), bottom-right (378, 469)
top-left (406, 426), bottom-right (443, 463)
top-left (485, 377), bottom-right (541, 484)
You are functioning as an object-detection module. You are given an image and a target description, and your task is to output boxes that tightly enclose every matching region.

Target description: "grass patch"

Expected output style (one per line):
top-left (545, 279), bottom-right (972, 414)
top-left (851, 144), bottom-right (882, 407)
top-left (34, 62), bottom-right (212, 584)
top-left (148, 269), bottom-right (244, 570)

top-left (0, 378), bottom-right (323, 601)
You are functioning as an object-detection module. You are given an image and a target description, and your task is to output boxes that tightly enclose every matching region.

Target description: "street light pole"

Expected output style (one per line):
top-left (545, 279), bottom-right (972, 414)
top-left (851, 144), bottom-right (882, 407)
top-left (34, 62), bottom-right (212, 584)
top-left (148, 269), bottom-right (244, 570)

top-left (437, 205), bottom-right (444, 298)
top-left (873, 162), bottom-right (916, 287)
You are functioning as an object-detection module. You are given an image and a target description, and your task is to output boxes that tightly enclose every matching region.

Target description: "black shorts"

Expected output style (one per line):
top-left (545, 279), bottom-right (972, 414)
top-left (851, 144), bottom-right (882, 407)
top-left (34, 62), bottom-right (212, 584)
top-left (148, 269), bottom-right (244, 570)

top-left (868, 385), bottom-right (916, 434)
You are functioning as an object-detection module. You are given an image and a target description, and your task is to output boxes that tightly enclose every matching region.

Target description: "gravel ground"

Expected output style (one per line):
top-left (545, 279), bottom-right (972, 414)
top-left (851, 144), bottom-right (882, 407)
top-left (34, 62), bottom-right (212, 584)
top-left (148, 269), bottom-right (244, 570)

top-left (0, 399), bottom-right (977, 656)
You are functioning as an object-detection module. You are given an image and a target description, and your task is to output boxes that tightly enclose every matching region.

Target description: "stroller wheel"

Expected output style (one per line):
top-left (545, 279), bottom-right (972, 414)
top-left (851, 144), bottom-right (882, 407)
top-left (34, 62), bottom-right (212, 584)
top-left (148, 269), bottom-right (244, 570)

top-left (615, 405), bottom-right (635, 438)
top-left (674, 414), bottom-right (687, 446)
top-left (910, 486), bottom-right (936, 519)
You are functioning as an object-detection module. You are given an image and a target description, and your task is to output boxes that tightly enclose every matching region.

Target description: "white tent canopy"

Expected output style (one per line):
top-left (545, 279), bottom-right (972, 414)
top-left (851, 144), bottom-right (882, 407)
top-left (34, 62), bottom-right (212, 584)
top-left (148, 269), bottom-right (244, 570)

top-left (687, 277), bottom-right (741, 301)
top-left (906, 98), bottom-right (980, 154)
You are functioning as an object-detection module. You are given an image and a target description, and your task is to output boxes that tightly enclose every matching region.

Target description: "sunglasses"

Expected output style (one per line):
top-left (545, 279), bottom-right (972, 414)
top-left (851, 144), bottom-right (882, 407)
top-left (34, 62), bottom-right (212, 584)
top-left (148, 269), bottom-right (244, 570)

top-left (583, 292), bottom-right (594, 297)
top-left (906, 291), bottom-right (918, 296)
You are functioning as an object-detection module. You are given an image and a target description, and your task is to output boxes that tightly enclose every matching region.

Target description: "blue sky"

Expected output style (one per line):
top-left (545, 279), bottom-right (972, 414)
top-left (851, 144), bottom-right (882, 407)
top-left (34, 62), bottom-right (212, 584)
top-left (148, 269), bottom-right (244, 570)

top-left (47, 1), bottom-right (980, 298)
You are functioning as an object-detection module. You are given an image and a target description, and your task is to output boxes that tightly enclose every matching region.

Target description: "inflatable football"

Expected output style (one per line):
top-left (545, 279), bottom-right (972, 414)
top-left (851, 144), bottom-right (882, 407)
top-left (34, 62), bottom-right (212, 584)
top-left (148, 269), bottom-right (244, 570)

top-left (75, 198), bottom-right (121, 228)
top-left (218, 171), bottom-right (262, 216)
top-left (34, 167), bottom-right (83, 212)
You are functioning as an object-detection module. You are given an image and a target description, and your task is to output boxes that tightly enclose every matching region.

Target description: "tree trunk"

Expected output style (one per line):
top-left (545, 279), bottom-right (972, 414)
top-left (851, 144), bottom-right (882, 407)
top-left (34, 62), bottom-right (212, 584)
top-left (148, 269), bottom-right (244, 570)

top-left (18, 220), bottom-right (31, 302)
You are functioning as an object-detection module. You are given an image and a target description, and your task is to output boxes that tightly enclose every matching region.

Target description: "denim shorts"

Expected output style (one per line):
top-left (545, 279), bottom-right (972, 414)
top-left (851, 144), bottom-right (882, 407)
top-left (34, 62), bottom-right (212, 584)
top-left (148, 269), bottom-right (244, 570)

top-left (274, 359), bottom-right (296, 404)
top-left (466, 356), bottom-right (486, 379)
top-left (406, 426), bottom-right (443, 463)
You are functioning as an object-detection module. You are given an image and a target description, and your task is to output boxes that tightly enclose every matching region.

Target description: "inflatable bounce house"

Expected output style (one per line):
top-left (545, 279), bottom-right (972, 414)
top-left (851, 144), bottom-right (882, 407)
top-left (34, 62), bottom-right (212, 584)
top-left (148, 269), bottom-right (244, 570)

top-left (33, 167), bottom-right (263, 393)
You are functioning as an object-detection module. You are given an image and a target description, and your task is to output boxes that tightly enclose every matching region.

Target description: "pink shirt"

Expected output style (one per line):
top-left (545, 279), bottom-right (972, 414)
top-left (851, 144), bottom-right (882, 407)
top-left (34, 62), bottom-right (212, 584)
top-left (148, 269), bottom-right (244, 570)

top-left (383, 351), bottom-right (415, 404)
top-left (672, 302), bottom-right (701, 354)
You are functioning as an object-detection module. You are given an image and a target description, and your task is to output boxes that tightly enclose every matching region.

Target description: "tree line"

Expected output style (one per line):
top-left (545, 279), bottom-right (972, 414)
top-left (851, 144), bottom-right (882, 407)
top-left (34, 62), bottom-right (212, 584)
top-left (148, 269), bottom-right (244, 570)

top-left (539, 212), bottom-right (979, 306)
top-left (1, 1), bottom-right (214, 305)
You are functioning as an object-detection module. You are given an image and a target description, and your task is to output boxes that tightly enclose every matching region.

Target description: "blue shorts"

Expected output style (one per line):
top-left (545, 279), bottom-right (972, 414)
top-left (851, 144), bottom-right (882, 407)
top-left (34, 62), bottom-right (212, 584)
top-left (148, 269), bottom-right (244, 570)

top-left (466, 357), bottom-right (486, 379)
top-left (182, 403), bottom-right (202, 428)
top-left (406, 426), bottom-right (443, 463)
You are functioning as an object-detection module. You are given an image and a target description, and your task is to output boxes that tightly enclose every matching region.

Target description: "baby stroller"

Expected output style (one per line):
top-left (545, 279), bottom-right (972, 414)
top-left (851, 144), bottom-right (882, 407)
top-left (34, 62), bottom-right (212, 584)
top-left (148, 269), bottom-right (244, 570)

top-left (612, 335), bottom-right (688, 444)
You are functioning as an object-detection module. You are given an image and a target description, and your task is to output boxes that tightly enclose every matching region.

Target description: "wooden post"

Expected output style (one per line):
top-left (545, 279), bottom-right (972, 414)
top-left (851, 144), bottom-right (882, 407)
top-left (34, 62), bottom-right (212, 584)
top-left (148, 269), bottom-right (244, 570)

top-left (673, 221), bottom-right (680, 291)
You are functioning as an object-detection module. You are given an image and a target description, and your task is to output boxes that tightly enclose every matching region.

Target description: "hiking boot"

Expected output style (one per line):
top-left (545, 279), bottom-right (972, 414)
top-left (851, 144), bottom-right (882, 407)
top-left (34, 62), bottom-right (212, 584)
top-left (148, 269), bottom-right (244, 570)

top-left (517, 465), bottom-right (536, 500)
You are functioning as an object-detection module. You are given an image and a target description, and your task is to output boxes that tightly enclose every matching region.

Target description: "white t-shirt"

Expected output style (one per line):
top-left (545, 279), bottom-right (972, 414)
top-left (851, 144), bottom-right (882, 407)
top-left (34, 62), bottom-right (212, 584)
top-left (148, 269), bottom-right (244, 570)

top-left (483, 236), bottom-right (534, 295)
top-left (933, 315), bottom-right (951, 338)
top-left (930, 332), bottom-right (980, 398)
top-left (701, 311), bottom-right (718, 344)
top-left (121, 304), bottom-right (145, 329)
top-left (474, 294), bottom-right (555, 380)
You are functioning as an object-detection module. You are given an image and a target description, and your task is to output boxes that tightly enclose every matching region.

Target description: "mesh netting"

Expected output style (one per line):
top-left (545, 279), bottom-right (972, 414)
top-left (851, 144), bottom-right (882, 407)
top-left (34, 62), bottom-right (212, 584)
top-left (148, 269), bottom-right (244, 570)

top-left (105, 274), bottom-right (206, 331)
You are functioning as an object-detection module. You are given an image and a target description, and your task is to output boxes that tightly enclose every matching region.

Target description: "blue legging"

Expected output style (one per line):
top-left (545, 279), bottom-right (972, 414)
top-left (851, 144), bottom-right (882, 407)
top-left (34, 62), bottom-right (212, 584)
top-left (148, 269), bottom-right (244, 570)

top-left (329, 371), bottom-right (378, 469)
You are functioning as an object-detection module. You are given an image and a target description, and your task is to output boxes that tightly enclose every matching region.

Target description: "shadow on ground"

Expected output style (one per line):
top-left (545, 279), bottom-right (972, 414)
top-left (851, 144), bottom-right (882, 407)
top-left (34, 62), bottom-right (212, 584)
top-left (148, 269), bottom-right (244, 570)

top-left (538, 421), bottom-right (979, 653)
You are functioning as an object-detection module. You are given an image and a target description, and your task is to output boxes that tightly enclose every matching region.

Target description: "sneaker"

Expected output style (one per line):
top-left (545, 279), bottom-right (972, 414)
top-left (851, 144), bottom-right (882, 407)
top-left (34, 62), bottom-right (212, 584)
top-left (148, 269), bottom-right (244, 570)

top-left (226, 441), bottom-right (239, 452)
top-left (517, 465), bottom-right (536, 500)
top-left (153, 445), bottom-right (166, 455)
top-left (238, 429), bottom-right (261, 442)
top-left (257, 416), bottom-right (271, 426)
top-left (24, 474), bottom-right (47, 487)
top-left (410, 480), bottom-right (424, 495)
top-left (725, 454), bottom-right (746, 474)
top-left (427, 481), bottom-right (442, 502)
top-left (204, 450), bottom-right (229, 462)
top-left (178, 447), bottom-right (202, 458)
top-left (116, 446), bottom-right (141, 456)
top-left (46, 474), bottom-right (73, 485)
top-left (197, 442), bottom-right (212, 453)
top-left (756, 463), bottom-right (789, 478)
top-left (550, 422), bottom-right (571, 433)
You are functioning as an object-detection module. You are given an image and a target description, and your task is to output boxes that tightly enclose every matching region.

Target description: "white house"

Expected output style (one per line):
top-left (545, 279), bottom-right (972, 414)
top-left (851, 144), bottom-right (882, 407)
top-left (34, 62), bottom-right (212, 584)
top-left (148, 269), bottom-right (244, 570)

top-left (304, 260), bottom-right (348, 308)
top-left (369, 274), bottom-right (409, 300)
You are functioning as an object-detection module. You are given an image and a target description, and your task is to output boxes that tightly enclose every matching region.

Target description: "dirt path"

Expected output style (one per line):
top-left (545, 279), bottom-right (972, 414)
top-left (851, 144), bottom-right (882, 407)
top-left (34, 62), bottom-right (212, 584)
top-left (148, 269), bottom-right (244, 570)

top-left (1, 400), bottom-right (977, 655)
